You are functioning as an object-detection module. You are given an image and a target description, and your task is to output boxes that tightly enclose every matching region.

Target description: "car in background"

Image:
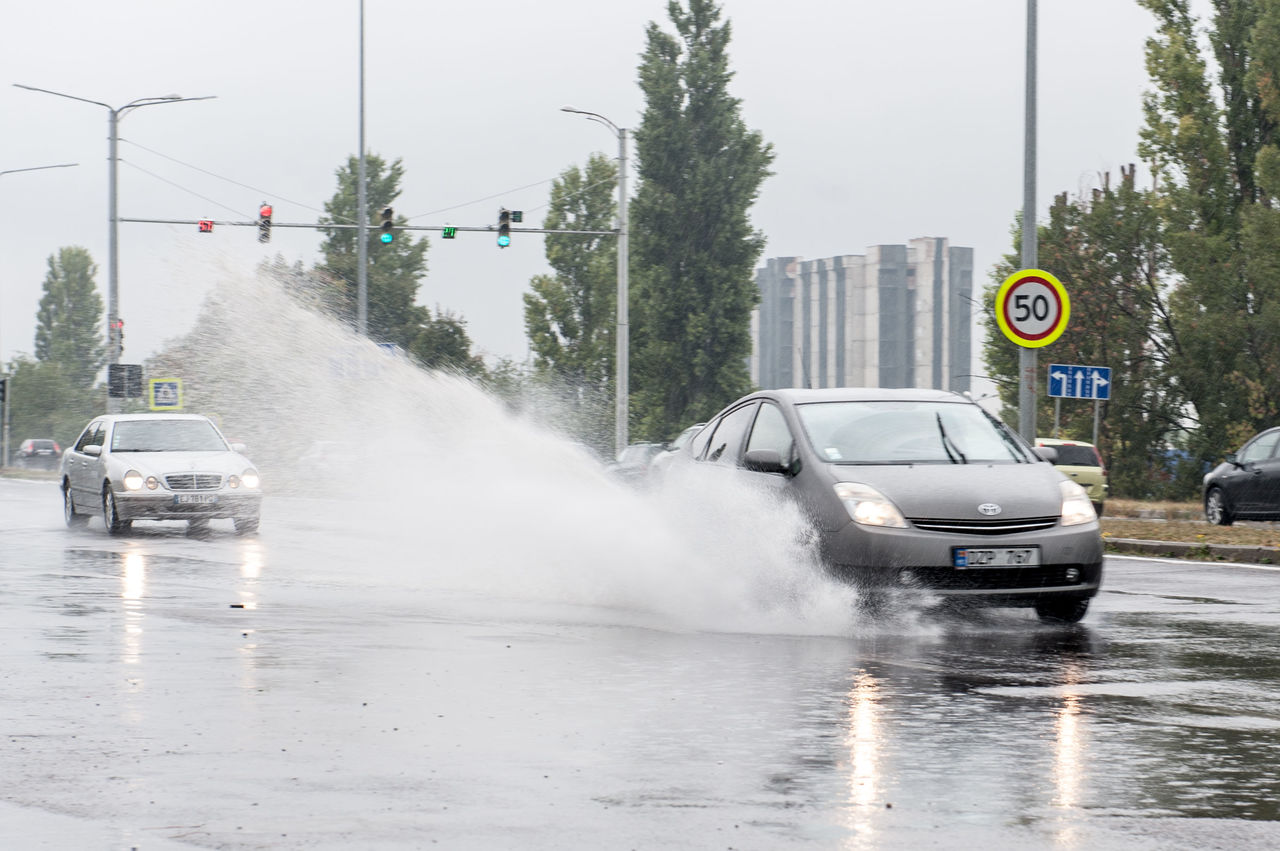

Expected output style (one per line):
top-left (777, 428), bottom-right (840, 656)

top-left (15, 438), bottom-right (61, 470)
top-left (680, 388), bottom-right (1102, 623)
top-left (60, 413), bottom-right (262, 536)
top-left (604, 442), bottom-right (667, 484)
top-left (648, 422), bottom-right (707, 481)
top-left (1036, 437), bottom-right (1108, 515)
top-left (1203, 426), bottom-right (1280, 525)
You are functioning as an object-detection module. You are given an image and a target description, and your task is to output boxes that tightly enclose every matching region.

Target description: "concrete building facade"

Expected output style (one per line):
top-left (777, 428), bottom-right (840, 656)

top-left (751, 238), bottom-right (973, 393)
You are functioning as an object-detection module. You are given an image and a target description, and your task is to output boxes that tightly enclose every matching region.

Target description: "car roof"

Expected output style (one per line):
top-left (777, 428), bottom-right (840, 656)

top-left (92, 413), bottom-right (213, 424)
top-left (748, 387), bottom-right (973, 406)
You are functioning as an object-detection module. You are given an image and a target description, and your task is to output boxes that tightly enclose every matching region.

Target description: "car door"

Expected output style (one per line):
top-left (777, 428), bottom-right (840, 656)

top-left (1235, 429), bottom-right (1280, 513)
top-left (738, 401), bottom-right (796, 499)
top-left (66, 421), bottom-right (103, 507)
top-left (700, 402), bottom-right (759, 466)
top-left (1228, 432), bottom-right (1280, 511)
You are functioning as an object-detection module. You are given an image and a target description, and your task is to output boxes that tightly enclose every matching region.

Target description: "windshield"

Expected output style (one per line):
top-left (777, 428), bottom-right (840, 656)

top-left (110, 419), bottom-right (228, 452)
top-left (796, 400), bottom-right (1035, 464)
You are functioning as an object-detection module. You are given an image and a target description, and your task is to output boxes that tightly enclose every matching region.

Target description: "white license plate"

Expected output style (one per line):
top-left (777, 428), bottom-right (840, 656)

top-left (174, 494), bottom-right (218, 505)
top-left (953, 546), bottom-right (1040, 568)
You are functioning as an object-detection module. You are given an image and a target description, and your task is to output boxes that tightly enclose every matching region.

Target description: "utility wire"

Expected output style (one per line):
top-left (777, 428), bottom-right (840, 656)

top-left (119, 160), bottom-right (251, 220)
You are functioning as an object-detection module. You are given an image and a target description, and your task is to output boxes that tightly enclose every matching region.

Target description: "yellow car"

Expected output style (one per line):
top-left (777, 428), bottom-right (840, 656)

top-left (1037, 438), bottom-right (1109, 515)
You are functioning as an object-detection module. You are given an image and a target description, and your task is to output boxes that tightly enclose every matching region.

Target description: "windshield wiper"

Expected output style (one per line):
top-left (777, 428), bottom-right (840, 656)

top-left (936, 413), bottom-right (968, 464)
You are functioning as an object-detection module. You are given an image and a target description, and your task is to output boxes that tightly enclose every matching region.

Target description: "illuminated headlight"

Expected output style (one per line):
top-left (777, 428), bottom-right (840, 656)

top-left (834, 482), bottom-right (908, 528)
top-left (123, 470), bottom-right (145, 491)
top-left (1059, 479), bottom-right (1097, 526)
top-left (233, 469), bottom-right (261, 490)
top-left (145, 476), bottom-right (159, 490)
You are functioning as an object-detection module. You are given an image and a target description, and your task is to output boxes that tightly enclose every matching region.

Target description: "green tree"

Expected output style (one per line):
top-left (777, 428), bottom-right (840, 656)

top-left (983, 170), bottom-right (1186, 498)
top-left (1137, 0), bottom-right (1280, 464)
top-left (34, 246), bottom-right (104, 388)
top-left (523, 153), bottom-right (619, 391)
top-left (313, 153), bottom-right (484, 376)
top-left (315, 154), bottom-right (430, 348)
top-left (3, 356), bottom-right (100, 450)
top-left (629, 0), bottom-right (774, 440)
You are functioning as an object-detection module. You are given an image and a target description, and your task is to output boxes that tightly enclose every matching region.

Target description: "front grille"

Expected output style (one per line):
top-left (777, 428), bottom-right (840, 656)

top-left (908, 516), bottom-right (1059, 535)
top-left (907, 564), bottom-right (1091, 591)
top-left (166, 473), bottom-right (222, 491)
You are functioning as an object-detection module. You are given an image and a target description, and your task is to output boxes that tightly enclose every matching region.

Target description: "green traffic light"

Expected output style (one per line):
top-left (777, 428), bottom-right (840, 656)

top-left (380, 232), bottom-right (394, 244)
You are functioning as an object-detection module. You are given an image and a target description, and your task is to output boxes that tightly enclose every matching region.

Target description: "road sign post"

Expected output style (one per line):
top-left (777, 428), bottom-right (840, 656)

top-left (1048, 363), bottom-right (1110, 443)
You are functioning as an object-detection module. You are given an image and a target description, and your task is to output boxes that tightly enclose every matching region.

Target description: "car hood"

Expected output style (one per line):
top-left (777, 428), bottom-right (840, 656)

top-left (110, 450), bottom-right (254, 477)
top-left (825, 462), bottom-right (1067, 519)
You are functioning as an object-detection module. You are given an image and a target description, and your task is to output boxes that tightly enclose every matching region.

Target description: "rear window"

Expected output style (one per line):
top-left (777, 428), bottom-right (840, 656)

top-left (1053, 445), bottom-right (1100, 467)
top-left (32, 440), bottom-right (56, 450)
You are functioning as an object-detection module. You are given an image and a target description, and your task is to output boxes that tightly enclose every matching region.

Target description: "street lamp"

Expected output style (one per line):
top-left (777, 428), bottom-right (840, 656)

top-left (13, 84), bottom-right (215, 387)
top-left (0, 161), bottom-right (78, 468)
top-left (561, 105), bottom-right (630, 457)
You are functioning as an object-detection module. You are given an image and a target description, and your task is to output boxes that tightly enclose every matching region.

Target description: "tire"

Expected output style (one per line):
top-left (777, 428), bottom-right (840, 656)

top-left (233, 516), bottom-right (260, 536)
top-left (1092, 501), bottom-right (1104, 517)
top-left (102, 486), bottom-right (131, 536)
top-left (1035, 597), bottom-right (1090, 624)
top-left (1205, 487), bottom-right (1234, 526)
top-left (63, 483), bottom-right (88, 527)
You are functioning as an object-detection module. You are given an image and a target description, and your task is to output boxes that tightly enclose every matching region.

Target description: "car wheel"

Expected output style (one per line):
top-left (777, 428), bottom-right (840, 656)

top-left (1092, 501), bottom-right (1104, 517)
top-left (234, 516), bottom-right (260, 536)
top-left (1205, 487), bottom-right (1234, 526)
top-left (102, 486), bottom-right (131, 536)
top-left (1034, 598), bottom-right (1090, 624)
top-left (63, 483), bottom-right (88, 527)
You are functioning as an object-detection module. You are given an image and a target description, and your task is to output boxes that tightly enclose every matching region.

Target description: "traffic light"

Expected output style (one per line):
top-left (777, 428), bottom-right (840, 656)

top-left (497, 208), bottom-right (511, 248)
top-left (258, 203), bottom-right (272, 243)
top-left (110, 317), bottom-right (124, 354)
top-left (0, 377), bottom-right (7, 407)
top-left (380, 207), bottom-right (395, 244)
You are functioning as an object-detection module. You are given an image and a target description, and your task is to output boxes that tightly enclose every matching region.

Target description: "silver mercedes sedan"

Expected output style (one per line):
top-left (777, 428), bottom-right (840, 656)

top-left (60, 413), bottom-right (262, 536)
top-left (676, 388), bottom-right (1103, 623)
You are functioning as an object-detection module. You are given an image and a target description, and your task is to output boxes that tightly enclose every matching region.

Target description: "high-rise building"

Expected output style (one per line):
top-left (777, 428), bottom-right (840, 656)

top-left (751, 238), bottom-right (973, 393)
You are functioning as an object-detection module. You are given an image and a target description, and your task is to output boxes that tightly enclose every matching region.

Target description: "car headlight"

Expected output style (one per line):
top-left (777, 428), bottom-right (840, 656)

top-left (145, 476), bottom-right (159, 490)
top-left (123, 470), bottom-right (144, 491)
top-left (238, 469), bottom-right (260, 490)
top-left (834, 482), bottom-right (908, 528)
top-left (1059, 479), bottom-right (1096, 526)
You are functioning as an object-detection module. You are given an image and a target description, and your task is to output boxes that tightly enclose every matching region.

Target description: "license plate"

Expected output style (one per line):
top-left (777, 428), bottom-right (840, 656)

top-left (174, 494), bottom-right (218, 505)
top-left (953, 546), bottom-right (1040, 568)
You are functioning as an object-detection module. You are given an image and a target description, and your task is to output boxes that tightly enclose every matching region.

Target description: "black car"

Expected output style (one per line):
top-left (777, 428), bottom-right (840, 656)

top-left (16, 438), bottom-right (62, 470)
top-left (1204, 427), bottom-right (1280, 525)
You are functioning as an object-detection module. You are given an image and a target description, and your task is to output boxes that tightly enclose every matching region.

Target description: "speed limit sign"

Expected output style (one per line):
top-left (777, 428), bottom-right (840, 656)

top-left (994, 269), bottom-right (1070, 348)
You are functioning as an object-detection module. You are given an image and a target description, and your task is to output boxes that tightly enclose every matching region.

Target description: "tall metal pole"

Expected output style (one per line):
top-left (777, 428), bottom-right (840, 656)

top-left (561, 106), bottom-right (629, 457)
top-left (1018, 0), bottom-right (1038, 441)
top-left (13, 84), bottom-right (213, 411)
top-left (616, 128), bottom-right (629, 456)
top-left (356, 0), bottom-right (369, 337)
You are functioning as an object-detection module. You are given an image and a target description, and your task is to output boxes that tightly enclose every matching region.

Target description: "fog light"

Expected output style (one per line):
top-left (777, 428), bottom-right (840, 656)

top-left (1064, 567), bottom-right (1081, 583)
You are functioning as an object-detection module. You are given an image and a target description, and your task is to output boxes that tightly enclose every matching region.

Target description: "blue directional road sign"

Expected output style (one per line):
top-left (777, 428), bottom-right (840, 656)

top-left (1048, 364), bottom-right (1111, 400)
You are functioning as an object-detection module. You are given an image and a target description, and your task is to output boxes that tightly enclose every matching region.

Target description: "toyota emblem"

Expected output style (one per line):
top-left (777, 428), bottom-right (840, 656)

top-left (978, 503), bottom-right (1002, 516)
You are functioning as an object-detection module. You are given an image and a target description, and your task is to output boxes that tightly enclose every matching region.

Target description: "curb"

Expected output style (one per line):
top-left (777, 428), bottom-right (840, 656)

top-left (1105, 537), bottom-right (1280, 564)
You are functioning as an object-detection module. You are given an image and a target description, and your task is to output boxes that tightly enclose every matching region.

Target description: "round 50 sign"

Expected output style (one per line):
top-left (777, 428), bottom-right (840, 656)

top-left (994, 268), bottom-right (1070, 348)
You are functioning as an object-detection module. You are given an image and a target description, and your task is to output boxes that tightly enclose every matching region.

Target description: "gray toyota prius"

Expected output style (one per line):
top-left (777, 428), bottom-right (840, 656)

top-left (677, 387), bottom-right (1103, 623)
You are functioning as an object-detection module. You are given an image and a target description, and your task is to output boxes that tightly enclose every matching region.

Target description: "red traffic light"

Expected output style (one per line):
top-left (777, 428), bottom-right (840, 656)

top-left (259, 204), bottom-right (273, 218)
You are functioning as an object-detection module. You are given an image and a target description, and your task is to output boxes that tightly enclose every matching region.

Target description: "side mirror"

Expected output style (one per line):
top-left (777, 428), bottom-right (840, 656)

top-left (231, 442), bottom-right (248, 453)
top-left (84, 445), bottom-right (102, 457)
top-left (1226, 452), bottom-right (1241, 467)
top-left (742, 448), bottom-right (787, 474)
top-left (1034, 446), bottom-right (1058, 463)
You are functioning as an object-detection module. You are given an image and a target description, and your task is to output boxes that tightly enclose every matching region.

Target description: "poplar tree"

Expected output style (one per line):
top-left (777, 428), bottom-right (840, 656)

top-left (629, 0), bottom-right (774, 440)
top-left (34, 246), bottom-right (104, 389)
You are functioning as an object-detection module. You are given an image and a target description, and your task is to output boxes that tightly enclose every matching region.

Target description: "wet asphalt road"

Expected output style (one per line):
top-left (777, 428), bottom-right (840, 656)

top-left (3, 474), bottom-right (1280, 850)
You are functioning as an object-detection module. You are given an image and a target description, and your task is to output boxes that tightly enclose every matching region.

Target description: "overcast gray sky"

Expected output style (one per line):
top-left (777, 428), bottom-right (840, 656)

top-left (1, 0), bottom-right (1195, 372)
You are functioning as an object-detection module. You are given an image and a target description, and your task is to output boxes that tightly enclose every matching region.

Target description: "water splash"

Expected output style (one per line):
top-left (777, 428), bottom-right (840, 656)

top-left (152, 267), bottom-right (910, 637)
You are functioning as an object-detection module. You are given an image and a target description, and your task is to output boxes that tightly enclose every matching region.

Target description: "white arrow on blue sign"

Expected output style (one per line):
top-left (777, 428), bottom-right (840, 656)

top-left (1048, 364), bottom-right (1111, 400)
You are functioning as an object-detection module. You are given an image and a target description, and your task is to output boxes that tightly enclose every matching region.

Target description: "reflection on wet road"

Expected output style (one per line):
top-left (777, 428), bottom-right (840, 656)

top-left (2, 477), bottom-right (1279, 849)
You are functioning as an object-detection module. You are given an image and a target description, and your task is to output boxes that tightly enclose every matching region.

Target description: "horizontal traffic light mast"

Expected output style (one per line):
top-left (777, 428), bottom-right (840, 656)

top-left (119, 217), bottom-right (616, 237)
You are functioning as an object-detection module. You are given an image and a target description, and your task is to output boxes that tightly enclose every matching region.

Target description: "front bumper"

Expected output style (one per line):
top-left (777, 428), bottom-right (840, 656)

top-left (113, 489), bottom-right (262, 521)
top-left (821, 517), bottom-right (1104, 604)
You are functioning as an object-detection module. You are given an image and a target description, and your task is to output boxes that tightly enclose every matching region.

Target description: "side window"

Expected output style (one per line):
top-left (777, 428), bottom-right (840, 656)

top-left (690, 423), bottom-right (715, 460)
top-left (705, 403), bottom-right (759, 465)
top-left (745, 402), bottom-right (794, 461)
top-left (1241, 431), bottom-right (1280, 464)
top-left (74, 423), bottom-right (101, 452)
